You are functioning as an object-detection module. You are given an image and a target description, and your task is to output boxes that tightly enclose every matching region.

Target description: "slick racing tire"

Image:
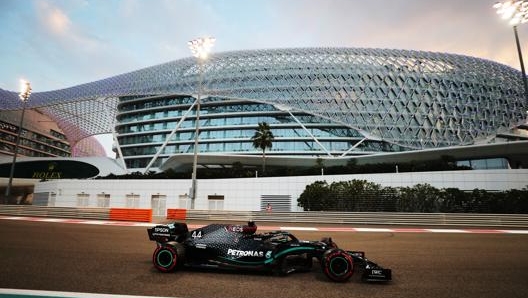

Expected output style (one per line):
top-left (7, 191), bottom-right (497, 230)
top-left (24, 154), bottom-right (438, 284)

top-left (321, 248), bottom-right (354, 282)
top-left (153, 243), bottom-right (185, 273)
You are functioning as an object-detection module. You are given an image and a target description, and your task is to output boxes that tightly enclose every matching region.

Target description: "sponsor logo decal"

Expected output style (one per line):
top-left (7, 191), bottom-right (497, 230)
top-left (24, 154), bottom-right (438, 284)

top-left (227, 226), bottom-right (244, 232)
top-left (32, 162), bottom-right (62, 179)
top-left (227, 249), bottom-right (264, 257)
top-left (154, 227), bottom-right (169, 233)
top-left (151, 226), bottom-right (171, 237)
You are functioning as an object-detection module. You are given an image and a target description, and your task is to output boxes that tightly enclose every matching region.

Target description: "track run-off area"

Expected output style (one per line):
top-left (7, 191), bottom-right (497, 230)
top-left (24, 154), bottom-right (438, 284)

top-left (1, 216), bottom-right (528, 298)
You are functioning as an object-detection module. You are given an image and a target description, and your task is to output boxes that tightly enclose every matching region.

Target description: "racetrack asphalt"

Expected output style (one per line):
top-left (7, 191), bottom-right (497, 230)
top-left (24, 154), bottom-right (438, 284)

top-left (1, 219), bottom-right (527, 298)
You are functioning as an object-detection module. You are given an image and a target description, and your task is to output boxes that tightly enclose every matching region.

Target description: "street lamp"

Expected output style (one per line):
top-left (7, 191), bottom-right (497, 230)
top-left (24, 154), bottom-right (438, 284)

top-left (187, 36), bottom-right (215, 209)
top-left (494, 1), bottom-right (528, 100)
top-left (4, 79), bottom-right (31, 203)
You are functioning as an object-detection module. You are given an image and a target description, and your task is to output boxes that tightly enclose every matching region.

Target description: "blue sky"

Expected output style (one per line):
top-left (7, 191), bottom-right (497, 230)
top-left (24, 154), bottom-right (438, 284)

top-left (0, 0), bottom-right (526, 156)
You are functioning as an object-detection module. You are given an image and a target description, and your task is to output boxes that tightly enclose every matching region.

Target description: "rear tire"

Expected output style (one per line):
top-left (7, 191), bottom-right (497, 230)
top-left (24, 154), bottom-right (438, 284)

top-left (153, 243), bottom-right (185, 272)
top-left (322, 249), bottom-right (354, 282)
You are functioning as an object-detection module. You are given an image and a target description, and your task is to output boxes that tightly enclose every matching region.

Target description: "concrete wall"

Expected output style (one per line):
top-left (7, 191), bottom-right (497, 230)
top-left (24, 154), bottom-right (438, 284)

top-left (33, 169), bottom-right (528, 214)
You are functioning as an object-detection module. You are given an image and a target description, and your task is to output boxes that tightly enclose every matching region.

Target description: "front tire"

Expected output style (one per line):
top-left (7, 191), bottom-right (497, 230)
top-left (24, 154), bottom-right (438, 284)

top-left (153, 244), bottom-right (184, 272)
top-left (322, 249), bottom-right (354, 282)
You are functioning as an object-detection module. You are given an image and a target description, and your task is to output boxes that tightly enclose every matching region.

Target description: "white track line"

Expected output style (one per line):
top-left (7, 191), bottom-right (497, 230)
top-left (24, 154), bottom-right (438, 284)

top-left (1, 215), bottom-right (528, 234)
top-left (0, 288), bottom-right (176, 298)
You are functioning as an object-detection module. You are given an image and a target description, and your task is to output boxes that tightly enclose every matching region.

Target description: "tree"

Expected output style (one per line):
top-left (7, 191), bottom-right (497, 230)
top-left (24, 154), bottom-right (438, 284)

top-left (251, 122), bottom-right (274, 173)
top-left (398, 184), bottom-right (441, 212)
top-left (298, 181), bottom-right (330, 211)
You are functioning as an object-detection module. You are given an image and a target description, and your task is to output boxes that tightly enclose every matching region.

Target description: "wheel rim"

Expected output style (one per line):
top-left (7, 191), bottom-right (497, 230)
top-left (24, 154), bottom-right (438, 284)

top-left (329, 257), bottom-right (350, 276)
top-left (156, 249), bottom-right (174, 268)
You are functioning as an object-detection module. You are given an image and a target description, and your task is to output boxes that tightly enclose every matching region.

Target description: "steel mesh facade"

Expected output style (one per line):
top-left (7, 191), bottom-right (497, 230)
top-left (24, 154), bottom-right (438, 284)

top-left (1, 48), bottom-right (526, 169)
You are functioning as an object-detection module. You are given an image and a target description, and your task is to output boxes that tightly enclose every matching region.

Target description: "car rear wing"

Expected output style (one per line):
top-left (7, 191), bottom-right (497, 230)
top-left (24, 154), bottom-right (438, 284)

top-left (147, 222), bottom-right (189, 243)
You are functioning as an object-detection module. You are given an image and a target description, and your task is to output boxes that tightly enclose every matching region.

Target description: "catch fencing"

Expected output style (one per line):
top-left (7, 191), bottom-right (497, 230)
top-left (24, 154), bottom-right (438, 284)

top-left (183, 210), bottom-right (528, 228)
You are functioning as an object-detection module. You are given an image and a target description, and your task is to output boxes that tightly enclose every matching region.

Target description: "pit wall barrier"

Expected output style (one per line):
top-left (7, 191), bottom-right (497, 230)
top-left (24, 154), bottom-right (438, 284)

top-left (0, 205), bottom-right (110, 220)
top-left (109, 208), bottom-right (152, 222)
top-left (167, 209), bottom-right (187, 220)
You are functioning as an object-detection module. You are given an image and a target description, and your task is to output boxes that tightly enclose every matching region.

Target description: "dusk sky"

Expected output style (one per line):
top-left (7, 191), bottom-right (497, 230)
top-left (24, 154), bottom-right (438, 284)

top-left (0, 0), bottom-right (525, 155)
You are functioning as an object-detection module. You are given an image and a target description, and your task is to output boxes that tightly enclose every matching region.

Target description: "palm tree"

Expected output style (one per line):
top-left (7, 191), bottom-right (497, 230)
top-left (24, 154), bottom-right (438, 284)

top-left (251, 122), bottom-right (274, 173)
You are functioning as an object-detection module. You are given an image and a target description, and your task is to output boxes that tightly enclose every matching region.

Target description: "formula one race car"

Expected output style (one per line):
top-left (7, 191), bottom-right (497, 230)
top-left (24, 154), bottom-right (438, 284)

top-left (147, 221), bottom-right (391, 282)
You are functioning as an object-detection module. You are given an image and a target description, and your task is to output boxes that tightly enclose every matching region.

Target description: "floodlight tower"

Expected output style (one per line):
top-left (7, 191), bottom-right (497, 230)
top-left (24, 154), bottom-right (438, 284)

top-left (187, 36), bottom-right (215, 209)
top-left (494, 1), bottom-right (528, 101)
top-left (4, 79), bottom-right (32, 203)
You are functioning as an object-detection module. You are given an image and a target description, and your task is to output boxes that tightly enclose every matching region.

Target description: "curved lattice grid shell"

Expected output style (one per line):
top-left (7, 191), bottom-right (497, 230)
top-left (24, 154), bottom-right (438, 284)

top-left (1, 47), bottom-right (526, 149)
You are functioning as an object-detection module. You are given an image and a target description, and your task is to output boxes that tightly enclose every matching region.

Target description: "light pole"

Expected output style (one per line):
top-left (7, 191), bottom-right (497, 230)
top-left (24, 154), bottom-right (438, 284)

top-left (4, 79), bottom-right (31, 204)
top-left (187, 36), bottom-right (215, 209)
top-left (494, 1), bottom-right (528, 101)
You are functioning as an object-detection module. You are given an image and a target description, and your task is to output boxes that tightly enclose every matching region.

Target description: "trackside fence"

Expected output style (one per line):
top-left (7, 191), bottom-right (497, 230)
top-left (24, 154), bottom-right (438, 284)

top-left (1, 206), bottom-right (528, 227)
top-left (184, 210), bottom-right (528, 228)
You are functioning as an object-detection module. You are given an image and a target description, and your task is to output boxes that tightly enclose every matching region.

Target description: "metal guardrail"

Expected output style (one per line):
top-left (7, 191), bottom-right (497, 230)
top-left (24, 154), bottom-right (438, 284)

top-left (1, 206), bottom-right (528, 228)
top-left (0, 205), bottom-right (110, 220)
top-left (185, 210), bottom-right (528, 228)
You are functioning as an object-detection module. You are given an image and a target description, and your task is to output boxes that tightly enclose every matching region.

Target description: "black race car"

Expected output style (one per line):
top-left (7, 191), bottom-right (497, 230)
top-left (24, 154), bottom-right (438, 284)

top-left (147, 221), bottom-right (391, 282)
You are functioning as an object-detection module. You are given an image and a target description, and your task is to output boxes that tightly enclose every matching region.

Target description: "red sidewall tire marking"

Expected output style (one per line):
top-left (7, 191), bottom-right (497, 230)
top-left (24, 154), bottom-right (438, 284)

top-left (323, 249), bottom-right (354, 282)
